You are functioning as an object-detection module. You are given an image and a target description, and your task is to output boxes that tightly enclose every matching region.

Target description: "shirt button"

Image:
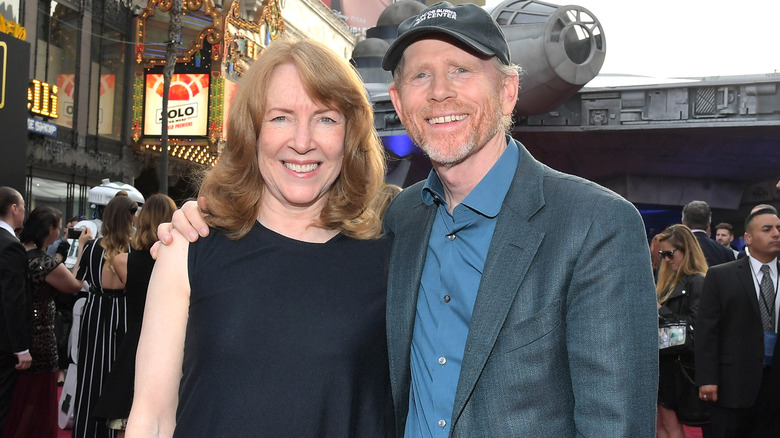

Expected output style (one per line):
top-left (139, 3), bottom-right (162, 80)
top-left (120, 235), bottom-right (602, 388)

top-left (443, 295), bottom-right (451, 303)
top-left (438, 356), bottom-right (447, 365)
top-left (447, 234), bottom-right (456, 241)
top-left (438, 419), bottom-right (447, 428)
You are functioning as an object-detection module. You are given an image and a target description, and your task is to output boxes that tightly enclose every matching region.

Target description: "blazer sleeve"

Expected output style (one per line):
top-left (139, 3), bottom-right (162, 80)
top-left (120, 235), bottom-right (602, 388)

top-left (695, 269), bottom-right (722, 386)
top-left (0, 240), bottom-right (31, 353)
top-left (565, 197), bottom-right (659, 436)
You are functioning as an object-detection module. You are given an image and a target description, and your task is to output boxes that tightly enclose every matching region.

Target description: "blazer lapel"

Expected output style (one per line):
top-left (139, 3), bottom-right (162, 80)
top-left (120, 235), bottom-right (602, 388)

top-left (386, 192), bottom-right (436, 422)
top-left (451, 141), bottom-right (546, 425)
top-left (737, 257), bottom-right (762, 321)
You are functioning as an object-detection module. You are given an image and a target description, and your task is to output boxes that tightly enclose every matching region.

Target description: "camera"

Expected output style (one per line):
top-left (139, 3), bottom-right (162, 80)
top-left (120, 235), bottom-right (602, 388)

top-left (67, 227), bottom-right (83, 239)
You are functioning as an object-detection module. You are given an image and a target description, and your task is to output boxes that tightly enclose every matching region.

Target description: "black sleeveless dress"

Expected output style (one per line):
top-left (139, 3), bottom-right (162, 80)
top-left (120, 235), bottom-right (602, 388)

top-left (174, 223), bottom-right (395, 438)
top-left (94, 249), bottom-right (156, 422)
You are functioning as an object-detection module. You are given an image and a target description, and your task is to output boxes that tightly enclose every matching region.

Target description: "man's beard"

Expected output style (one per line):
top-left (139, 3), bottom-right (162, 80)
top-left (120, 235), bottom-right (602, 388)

top-left (404, 91), bottom-right (504, 166)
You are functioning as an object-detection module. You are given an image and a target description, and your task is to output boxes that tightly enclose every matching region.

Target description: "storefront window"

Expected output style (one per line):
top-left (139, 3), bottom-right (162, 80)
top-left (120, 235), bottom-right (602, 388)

top-left (89, 26), bottom-right (126, 141)
top-left (37, 0), bottom-right (79, 129)
top-left (27, 177), bottom-right (84, 221)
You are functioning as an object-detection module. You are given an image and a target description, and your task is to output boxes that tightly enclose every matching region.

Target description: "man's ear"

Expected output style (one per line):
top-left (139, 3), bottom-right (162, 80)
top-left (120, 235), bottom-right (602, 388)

top-left (389, 83), bottom-right (403, 123)
top-left (500, 74), bottom-right (519, 116)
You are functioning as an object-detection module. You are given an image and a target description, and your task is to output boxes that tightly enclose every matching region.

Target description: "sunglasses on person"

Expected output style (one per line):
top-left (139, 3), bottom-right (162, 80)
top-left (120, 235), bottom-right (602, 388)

top-left (659, 249), bottom-right (679, 260)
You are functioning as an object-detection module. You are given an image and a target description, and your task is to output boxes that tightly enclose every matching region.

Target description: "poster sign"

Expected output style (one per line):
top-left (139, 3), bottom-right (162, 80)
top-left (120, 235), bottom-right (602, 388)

top-left (143, 73), bottom-right (209, 137)
top-left (98, 74), bottom-right (115, 135)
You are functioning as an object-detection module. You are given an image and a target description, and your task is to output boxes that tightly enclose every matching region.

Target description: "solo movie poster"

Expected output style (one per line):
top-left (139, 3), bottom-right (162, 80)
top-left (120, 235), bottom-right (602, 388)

top-left (143, 73), bottom-right (210, 137)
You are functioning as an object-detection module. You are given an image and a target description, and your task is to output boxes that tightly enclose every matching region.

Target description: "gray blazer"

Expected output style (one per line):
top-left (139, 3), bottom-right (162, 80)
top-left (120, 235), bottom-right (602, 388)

top-left (382, 139), bottom-right (659, 437)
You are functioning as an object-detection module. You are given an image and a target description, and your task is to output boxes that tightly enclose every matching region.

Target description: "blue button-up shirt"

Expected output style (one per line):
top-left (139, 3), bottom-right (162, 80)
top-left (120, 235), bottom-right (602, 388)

top-left (405, 141), bottom-right (519, 437)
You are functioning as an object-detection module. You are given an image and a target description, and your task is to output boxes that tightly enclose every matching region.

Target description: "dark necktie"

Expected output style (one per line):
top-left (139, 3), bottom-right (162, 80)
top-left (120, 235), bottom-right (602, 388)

top-left (759, 264), bottom-right (776, 332)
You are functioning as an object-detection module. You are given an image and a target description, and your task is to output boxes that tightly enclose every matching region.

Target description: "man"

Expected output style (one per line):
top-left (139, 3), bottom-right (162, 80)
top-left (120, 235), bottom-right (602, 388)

top-left (0, 186), bottom-right (31, 431)
top-left (46, 215), bottom-right (81, 262)
top-left (696, 208), bottom-right (780, 437)
top-left (737, 204), bottom-right (778, 259)
top-left (162, 3), bottom-right (659, 436)
top-left (714, 222), bottom-right (739, 258)
top-left (682, 200), bottom-right (735, 266)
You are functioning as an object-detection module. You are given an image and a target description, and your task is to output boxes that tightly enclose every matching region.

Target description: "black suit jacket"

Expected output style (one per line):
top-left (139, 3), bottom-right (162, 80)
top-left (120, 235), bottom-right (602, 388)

top-left (0, 229), bottom-right (30, 356)
top-left (695, 257), bottom-right (772, 409)
top-left (693, 231), bottom-right (735, 267)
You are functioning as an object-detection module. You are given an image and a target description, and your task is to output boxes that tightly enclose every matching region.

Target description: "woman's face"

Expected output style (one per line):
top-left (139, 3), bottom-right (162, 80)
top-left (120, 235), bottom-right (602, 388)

top-left (256, 63), bottom-right (346, 215)
top-left (46, 223), bottom-right (61, 247)
top-left (659, 240), bottom-right (684, 274)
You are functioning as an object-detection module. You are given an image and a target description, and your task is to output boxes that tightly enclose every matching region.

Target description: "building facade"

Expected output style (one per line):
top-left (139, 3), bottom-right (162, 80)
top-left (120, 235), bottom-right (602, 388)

top-left (1, 0), bottom-right (354, 219)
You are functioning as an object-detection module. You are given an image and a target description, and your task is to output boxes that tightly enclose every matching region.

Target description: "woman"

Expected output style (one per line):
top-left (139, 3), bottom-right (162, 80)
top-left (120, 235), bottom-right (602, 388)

top-left (2, 206), bottom-right (86, 438)
top-left (94, 194), bottom-right (176, 436)
top-left (655, 224), bottom-right (708, 438)
top-left (72, 194), bottom-right (138, 438)
top-left (126, 38), bottom-right (393, 437)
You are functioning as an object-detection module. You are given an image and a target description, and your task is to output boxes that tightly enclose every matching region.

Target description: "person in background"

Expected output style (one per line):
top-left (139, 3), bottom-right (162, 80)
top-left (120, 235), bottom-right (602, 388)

top-left (126, 38), bottom-right (394, 437)
top-left (682, 200), bottom-right (735, 267)
top-left (160, 3), bottom-right (659, 436)
top-left (47, 215), bottom-right (81, 262)
top-left (714, 222), bottom-right (739, 258)
top-left (0, 186), bottom-right (31, 433)
top-left (738, 204), bottom-right (779, 259)
top-left (3, 206), bottom-right (86, 438)
top-left (94, 194), bottom-right (176, 437)
top-left (654, 224), bottom-right (708, 438)
top-left (72, 194), bottom-right (137, 438)
top-left (48, 214), bottom-right (84, 384)
top-left (696, 208), bottom-right (780, 437)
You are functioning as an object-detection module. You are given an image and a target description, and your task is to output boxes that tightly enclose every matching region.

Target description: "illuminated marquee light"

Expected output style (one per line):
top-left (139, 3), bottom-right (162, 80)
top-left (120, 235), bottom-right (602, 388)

top-left (136, 0), bottom-right (223, 66)
top-left (132, 75), bottom-right (144, 142)
top-left (208, 76), bottom-right (224, 144)
top-left (27, 79), bottom-right (59, 119)
top-left (142, 143), bottom-right (218, 166)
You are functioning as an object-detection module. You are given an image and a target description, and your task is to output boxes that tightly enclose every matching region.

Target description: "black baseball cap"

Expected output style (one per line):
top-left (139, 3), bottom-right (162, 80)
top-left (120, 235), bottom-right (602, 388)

top-left (382, 1), bottom-right (511, 72)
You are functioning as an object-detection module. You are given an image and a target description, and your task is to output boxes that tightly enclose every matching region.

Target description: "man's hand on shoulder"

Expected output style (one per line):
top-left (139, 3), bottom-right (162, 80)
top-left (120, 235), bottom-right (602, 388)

top-left (152, 198), bottom-right (211, 260)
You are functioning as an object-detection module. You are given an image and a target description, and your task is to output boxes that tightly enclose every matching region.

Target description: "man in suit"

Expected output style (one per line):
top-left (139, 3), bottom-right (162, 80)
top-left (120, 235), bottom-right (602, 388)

top-left (682, 200), bottom-right (735, 266)
top-left (161, 3), bottom-right (659, 436)
top-left (0, 186), bottom-right (31, 431)
top-left (378, 3), bottom-right (657, 436)
top-left (696, 207), bottom-right (780, 437)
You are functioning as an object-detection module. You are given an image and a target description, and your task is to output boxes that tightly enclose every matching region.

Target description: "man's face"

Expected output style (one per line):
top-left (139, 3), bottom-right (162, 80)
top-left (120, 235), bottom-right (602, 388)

top-left (745, 214), bottom-right (780, 261)
top-left (715, 228), bottom-right (733, 247)
top-left (388, 37), bottom-right (517, 166)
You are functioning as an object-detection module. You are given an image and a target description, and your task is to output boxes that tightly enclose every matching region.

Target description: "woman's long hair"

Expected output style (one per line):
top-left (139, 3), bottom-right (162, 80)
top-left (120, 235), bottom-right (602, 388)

top-left (100, 195), bottom-right (138, 271)
top-left (198, 37), bottom-right (386, 241)
top-left (20, 206), bottom-right (61, 249)
top-left (131, 194), bottom-right (176, 251)
top-left (655, 224), bottom-right (708, 303)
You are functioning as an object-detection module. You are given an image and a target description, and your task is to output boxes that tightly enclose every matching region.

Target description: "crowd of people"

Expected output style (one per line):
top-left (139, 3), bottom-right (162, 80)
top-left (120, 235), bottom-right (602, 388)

top-left (0, 2), bottom-right (779, 438)
top-left (0, 190), bottom-right (177, 438)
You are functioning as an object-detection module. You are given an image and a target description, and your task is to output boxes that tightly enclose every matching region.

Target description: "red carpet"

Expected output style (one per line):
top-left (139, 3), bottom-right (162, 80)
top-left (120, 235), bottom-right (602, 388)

top-left (684, 425), bottom-right (704, 438)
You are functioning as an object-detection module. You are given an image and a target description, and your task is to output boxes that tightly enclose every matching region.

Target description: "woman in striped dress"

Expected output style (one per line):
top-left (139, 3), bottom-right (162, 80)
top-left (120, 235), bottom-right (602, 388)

top-left (71, 194), bottom-right (138, 438)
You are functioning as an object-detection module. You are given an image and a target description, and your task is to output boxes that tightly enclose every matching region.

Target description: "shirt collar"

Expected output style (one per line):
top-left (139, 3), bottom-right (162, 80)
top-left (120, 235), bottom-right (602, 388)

top-left (749, 255), bottom-right (779, 275)
top-left (421, 136), bottom-right (519, 217)
top-left (0, 220), bottom-right (17, 239)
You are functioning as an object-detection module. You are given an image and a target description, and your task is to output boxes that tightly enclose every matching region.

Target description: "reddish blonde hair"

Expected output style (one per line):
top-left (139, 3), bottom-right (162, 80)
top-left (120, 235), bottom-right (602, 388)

top-left (199, 37), bottom-right (386, 240)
